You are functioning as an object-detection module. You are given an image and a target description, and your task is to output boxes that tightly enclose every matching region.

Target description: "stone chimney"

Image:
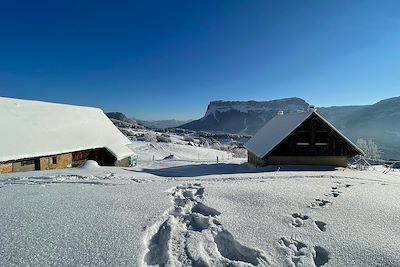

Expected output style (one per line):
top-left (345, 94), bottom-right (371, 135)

top-left (308, 105), bottom-right (317, 113)
top-left (277, 110), bottom-right (284, 116)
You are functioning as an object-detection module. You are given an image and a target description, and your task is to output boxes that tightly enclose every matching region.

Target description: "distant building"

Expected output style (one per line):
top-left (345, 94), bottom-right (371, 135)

top-left (244, 106), bottom-right (364, 167)
top-left (0, 97), bottom-right (136, 174)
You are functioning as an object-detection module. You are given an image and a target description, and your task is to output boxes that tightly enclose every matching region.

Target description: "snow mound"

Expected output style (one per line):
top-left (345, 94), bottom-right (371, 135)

top-left (80, 160), bottom-right (100, 169)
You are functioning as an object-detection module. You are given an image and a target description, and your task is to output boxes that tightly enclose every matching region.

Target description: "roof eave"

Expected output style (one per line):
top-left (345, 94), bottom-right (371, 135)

top-left (243, 143), bottom-right (267, 159)
top-left (313, 112), bottom-right (365, 156)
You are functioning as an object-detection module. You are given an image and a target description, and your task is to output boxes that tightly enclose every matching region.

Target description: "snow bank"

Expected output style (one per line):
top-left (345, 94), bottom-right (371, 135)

top-left (80, 160), bottom-right (100, 169)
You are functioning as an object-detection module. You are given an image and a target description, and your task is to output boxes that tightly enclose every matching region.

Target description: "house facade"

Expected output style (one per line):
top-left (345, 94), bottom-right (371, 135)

top-left (245, 107), bottom-right (364, 167)
top-left (0, 97), bottom-right (136, 174)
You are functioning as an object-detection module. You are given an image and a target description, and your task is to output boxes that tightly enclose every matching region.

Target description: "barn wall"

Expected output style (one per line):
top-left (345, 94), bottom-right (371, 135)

top-left (40, 153), bottom-right (73, 170)
top-left (1, 148), bottom-right (134, 174)
top-left (252, 155), bottom-right (347, 167)
top-left (72, 150), bottom-right (92, 167)
top-left (0, 163), bottom-right (13, 174)
top-left (114, 156), bottom-right (131, 167)
top-left (247, 151), bottom-right (255, 165)
top-left (12, 161), bottom-right (36, 172)
top-left (247, 151), bottom-right (268, 167)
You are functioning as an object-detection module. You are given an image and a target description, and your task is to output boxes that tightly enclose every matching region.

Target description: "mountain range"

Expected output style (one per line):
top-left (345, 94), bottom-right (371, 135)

top-left (179, 96), bottom-right (400, 159)
top-left (180, 98), bottom-right (309, 134)
top-left (137, 119), bottom-right (193, 129)
top-left (105, 112), bottom-right (193, 129)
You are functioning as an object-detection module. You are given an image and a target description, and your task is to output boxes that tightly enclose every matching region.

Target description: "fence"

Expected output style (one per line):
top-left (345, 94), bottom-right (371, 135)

top-left (352, 155), bottom-right (400, 174)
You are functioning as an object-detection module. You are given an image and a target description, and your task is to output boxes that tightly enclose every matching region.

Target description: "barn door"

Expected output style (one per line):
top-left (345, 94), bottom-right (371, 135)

top-left (35, 159), bottom-right (40, 170)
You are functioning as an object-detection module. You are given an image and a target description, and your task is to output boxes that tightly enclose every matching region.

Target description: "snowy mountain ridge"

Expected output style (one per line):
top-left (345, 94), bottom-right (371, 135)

top-left (180, 97), bottom-right (310, 134)
top-left (204, 98), bottom-right (308, 118)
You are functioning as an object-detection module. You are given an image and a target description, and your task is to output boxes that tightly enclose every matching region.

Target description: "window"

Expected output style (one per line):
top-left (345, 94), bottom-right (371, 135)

top-left (52, 157), bottom-right (57, 164)
top-left (21, 159), bottom-right (35, 166)
top-left (315, 142), bottom-right (328, 146)
top-left (296, 131), bottom-right (310, 146)
top-left (315, 131), bottom-right (329, 146)
top-left (296, 142), bottom-right (310, 146)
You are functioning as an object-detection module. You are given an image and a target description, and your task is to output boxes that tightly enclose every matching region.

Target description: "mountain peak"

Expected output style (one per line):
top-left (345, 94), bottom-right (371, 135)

top-left (204, 97), bottom-right (308, 119)
top-left (180, 97), bottom-right (310, 134)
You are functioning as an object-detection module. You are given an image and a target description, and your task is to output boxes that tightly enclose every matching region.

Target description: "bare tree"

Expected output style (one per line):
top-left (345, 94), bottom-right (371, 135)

top-left (156, 134), bottom-right (172, 143)
top-left (356, 138), bottom-right (381, 159)
top-left (144, 131), bottom-right (157, 142)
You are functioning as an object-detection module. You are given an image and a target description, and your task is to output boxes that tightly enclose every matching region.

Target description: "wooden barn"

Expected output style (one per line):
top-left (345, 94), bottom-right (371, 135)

top-left (0, 97), bottom-right (136, 174)
top-left (244, 106), bottom-right (364, 167)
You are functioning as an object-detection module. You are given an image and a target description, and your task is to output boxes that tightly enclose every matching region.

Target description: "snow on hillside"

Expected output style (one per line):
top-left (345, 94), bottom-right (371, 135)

top-left (1, 139), bottom-right (400, 266)
top-left (129, 141), bottom-right (233, 163)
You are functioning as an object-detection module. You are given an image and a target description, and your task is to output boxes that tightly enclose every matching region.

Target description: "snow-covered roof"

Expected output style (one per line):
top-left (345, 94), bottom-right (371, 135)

top-left (244, 111), bottom-right (363, 158)
top-left (245, 112), bottom-right (311, 158)
top-left (0, 97), bottom-right (135, 162)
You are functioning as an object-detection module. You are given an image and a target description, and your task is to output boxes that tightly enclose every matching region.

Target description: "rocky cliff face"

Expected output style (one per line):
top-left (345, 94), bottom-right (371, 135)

top-left (180, 97), bottom-right (309, 134)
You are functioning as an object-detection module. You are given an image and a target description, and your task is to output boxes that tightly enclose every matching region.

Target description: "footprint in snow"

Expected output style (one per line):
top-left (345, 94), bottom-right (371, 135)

top-left (314, 221), bottom-right (327, 232)
top-left (308, 199), bottom-right (331, 209)
top-left (329, 187), bottom-right (341, 198)
top-left (278, 237), bottom-right (330, 267)
top-left (291, 213), bottom-right (310, 227)
top-left (290, 213), bottom-right (328, 233)
top-left (143, 183), bottom-right (270, 266)
top-left (327, 183), bottom-right (353, 198)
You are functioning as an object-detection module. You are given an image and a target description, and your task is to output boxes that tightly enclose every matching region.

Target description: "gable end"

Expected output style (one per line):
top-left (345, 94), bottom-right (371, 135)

top-left (266, 113), bottom-right (363, 158)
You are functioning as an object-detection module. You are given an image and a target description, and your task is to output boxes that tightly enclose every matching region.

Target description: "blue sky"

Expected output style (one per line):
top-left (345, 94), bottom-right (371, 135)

top-left (0, 0), bottom-right (399, 120)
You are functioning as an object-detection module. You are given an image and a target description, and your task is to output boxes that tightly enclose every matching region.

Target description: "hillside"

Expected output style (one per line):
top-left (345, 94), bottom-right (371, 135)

top-left (105, 112), bottom-right (147, 130)
top-left (319, 97), bottom-right (400, 160)
top-left (138, 119), bottom-right (193, 129)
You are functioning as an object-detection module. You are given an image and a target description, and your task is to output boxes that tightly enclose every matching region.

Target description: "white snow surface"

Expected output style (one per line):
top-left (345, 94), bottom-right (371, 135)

top-left (129, 141), bottom-right (232, 163)
top-left (0, 97), bottom-right (134, 161)
top-left (0, 141), bottom-right (399, 266)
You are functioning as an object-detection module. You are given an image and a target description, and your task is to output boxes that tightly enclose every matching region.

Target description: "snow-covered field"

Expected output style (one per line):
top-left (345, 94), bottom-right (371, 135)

top-left (1, 141), bottom-right (400, 266)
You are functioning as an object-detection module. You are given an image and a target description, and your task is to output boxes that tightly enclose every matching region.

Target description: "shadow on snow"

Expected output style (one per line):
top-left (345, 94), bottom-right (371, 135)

top-left (126, 163), bottom-right (338, 178)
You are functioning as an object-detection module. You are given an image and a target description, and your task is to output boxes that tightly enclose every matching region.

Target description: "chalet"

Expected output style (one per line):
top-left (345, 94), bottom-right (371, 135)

top-left (0, 97), bottom-right (136, 174)
top-left (244, 106), bottom-right (364, 167)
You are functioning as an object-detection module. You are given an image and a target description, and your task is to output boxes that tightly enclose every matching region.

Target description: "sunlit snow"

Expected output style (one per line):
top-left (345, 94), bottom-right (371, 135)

top-left (1, 134), bottom-right (399, 266)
